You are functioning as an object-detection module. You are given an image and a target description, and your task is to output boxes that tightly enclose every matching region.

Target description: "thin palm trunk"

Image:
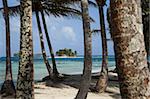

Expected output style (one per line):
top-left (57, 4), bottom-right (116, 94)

top-left (35, 11), bottom-right (53, 78)
top-left (1, 0), bottom-right (16, 97)
top-left (142, 12), bottom-right (150, 70)
top-left (16, 0), bottom-right (34, 98)
top-left (95, 3), bottom-right (108, 93)
top-left (142, 1), bottom-right (150, 68)
top-left (143, 17), bottom-right (150, 68)
top-left (110, 0), bottom-right (150, 98)
top-left (40, 11), bottom-right (59, 76)
top-left (75, 0), bottom-right (92, 98)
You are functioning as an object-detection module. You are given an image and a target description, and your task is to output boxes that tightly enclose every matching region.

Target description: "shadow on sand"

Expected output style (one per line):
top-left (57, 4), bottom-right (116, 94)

top-left (35, 71), bottom-right (121, 99)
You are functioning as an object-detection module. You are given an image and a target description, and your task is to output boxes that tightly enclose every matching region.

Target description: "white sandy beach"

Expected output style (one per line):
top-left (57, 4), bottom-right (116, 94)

top-left (35, 83), bottom-right (120, 99)
top-left (0, 72), bottom-right (121, 99)
top-left (34, 72), bottom-right (121, 99)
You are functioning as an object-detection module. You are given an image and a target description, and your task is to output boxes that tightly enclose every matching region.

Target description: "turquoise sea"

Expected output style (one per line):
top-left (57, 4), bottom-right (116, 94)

top-left (0, 55), bottom-right (116, 85)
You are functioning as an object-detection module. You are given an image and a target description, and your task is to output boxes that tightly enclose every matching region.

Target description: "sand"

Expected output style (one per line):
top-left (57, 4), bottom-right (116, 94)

top-left (34, 72), bottom-right (121, 99)
top-left (0, 72), bottom-right (121, 99)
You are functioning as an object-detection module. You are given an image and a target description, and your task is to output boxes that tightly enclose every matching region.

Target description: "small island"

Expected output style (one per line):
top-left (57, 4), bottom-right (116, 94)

top-left (56, 48), bottom-right (77, 57)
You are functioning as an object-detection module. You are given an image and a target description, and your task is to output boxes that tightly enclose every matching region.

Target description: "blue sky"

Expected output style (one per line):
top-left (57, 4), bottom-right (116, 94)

top-left (0, 0), bottom-right (114, 57)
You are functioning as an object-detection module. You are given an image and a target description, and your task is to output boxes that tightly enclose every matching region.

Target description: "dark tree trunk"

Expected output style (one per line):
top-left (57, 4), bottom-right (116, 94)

top-left (143, 14), bottom-right (150, 69)
top-left (40, 11), bottom-right (59, 76)
top-left (1, 0), bottom-right (16, 97)
top-left (75, 0), bottom-right (92, 99)
top-left (142, 0), bottom-right (150, 68)
top-left (35, 11), bottom-right (53, 78)
top-left (95, 2), bottom-right (108, 93)
top-left (16, 0), bottom-right (34, 98)
top-left (110, 0), bottom-right (150, 98)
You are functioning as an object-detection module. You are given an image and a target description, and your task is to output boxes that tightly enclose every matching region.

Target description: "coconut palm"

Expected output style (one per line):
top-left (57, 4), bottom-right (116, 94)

top-left (32, 0), bottom-right (81, 79)
top-left (35, 11), bottom-right (53, 78)
top-left (0, 0), bottom-right (96, 79)
top-left (40, 11), bottom-right (59, 76)
top-left (75, 0), bottom-right (92, 98)
top-left (94, 0), bottom-right (108, 93)
top-left (110, 0), bottom-right (150, 98)
top-left (141, 0), bottom-right (150, 68)
top-left (1, 0), bottom-right (16, 97)
top-left (34, 0), bottom-right (82, 79)
top-left (0, 0), bottom-right (82, 79)
top-left (16, 0), bottom-right (34, 98)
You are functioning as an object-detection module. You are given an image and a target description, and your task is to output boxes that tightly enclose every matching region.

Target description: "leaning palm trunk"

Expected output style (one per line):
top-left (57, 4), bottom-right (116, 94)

top-left (95, 2), bottom-right (108, 93)
top-left (35, 11), bottom-right (53, 78)
top-left (143, 15), bottom-right (150, 68)
top-left (41, 11), bottom-right (59, 76)
top-left (75, 0), bottom-right (92, 99)
top-left (142, 0), bottom-right (150, 68)
top-left (16, 0), bottom-right (34, 98)
top-left (110, 0), bottom-right (150, 98)
top-left (1, 0), bottom-right (16, 97)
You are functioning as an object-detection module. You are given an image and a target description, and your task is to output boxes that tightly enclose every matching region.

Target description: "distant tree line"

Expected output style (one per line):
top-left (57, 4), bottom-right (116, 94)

top-left (56, 48), bottom-right (77, 57)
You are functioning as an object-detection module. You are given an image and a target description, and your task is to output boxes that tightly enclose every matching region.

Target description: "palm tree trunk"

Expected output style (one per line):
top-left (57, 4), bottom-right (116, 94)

top-left (16, 0), bottom-right (34, 98)
top-left (142, 6), bottom-right (150, 68)
top-left (110, 0), bottom-right (150, 98)
top-left (95, 4), bottom-right (108, 93)
top-left (35, 11), bottom-right (53, 78)
top-left (75, 0), bottom-right (92, 99)
top-left (143, 16), bottom-right (150, 69)
top-left (1, 0), bottom-right (16, 97)
top-left (40, 11), bottom-right (59, 76)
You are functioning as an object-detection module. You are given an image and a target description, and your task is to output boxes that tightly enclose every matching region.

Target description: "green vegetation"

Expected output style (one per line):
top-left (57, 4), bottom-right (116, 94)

top-left (13, 52), bottom-right (20, 57)
top-left (56, 48), bottom-right (77, 57)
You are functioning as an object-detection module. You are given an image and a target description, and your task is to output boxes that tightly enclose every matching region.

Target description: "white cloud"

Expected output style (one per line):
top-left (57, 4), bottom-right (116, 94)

top-left (61, 26), bottom-right (76, 41)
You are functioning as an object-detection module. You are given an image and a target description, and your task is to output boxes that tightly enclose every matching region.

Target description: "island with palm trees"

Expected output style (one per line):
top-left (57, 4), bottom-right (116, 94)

top-left (56, 48), bottom-right (77, 57)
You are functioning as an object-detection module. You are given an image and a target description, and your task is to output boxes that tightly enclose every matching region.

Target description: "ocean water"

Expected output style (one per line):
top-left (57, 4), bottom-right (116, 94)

top-left (0, 55), bottom-right (116, 84)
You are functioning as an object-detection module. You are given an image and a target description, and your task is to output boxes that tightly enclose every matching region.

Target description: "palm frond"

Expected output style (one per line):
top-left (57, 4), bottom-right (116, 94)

top-left (0, 5), bottom-right (20, 17)
top-left (106, 38), bottom-right (112, 41)
top-left (88, 1), bottom-right (97, 8)
top-left (0, 4), bottom-right (81, 19)
top-left (42, 5), bottom-right (81, 19)
top-left (0, 0), bottom-right (95, 21)
top-left (91, 29), bottom-right (101, 35)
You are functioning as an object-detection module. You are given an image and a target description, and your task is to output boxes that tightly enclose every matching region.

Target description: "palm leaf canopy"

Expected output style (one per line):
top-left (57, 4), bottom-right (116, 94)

top-left (0, 1), bottom-right (80, 18)
top-left (0, 0), bottom-right (97, 19)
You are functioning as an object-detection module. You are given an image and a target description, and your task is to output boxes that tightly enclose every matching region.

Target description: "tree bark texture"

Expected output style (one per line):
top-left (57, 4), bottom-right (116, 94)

top-left (110, 0), bottom-right (150, 98)
top-left (95, 3), bottom-right (108, 93)
top-left (75, 0), bottom-right (92, 99)
top-left (1, 0), bottom-right (16, 96)
top-left (16, 0), bottom-right (34, 98)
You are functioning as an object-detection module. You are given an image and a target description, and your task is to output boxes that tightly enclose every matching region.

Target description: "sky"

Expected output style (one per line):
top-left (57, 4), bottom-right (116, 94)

top-left (0, 0), bottom-right (114, 57)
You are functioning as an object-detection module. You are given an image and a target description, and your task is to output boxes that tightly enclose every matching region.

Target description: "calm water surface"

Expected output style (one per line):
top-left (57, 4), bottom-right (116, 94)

top-left (0, 55), bottom-right (116, 86)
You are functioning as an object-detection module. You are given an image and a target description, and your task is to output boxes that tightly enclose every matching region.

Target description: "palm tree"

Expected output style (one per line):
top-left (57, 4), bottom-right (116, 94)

top-left (75, 0), bottom-right (92, 98)
top-left (95, 0), bottom-right (108, 93)
top-left (16, 0), bottom-right (34, 98)
top-left (1, 0), bottom-right (16, 97)
top-left (40, 0), bottom-right (96, 77)
top-left (33, 0), bottom-right (82, 79)
top-left (141, 0), bottom-right (150, 68)
top-left (110, 0), bottom-right (150, 98)
top-left (35, 11), bottom-right (53, 78)
top-left (0, 0), bottom-right (82, 79)
top-left (0, 1), bottom-right (96, 78)
top-left (40, 11), bottom-right (59, 77)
